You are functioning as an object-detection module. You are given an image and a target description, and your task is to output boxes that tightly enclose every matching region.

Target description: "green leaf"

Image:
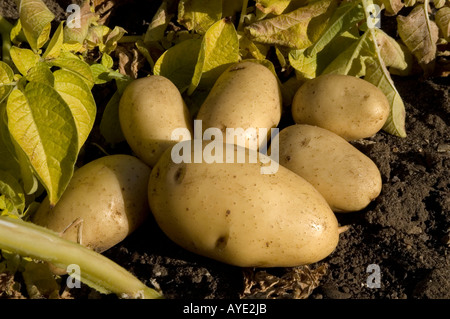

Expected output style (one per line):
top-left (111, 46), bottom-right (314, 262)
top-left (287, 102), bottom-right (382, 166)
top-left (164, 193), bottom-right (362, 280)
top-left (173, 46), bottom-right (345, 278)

top-left (9, 46), bottom-right (40, 76)
top-left (178, 0), bottom-right (222, 34)
top-left (101, 53), bottom-right (114, 69)
top-left (42, 21), bottom-right (64, 59)
top-left (397, 4), bottom-right (439, 73)
top-left (306, 0), bottom-right (364, 57)
top-left (244, 0), bottom-right (338, 49)
top-left (290, 29), bottom-right (359, 79)
top-left (6, 83), bottom-right (79, 206)
top-left (26, 62), bottom-right (55, 86)
top-left (0, 61), bottom-right (15, 104)
top-left (0, 106), bottom-right (20, 177)
top-left (322, 30), bottom-right (372, 76)
top-left (0, 170), bottom-right (25, 217)
top-left (99, 90), bottom-right (125, 144)
top-left (48, 56), bottom-right (95, 89)
top-left (154, 38), bottom-right (203, 92)
top-left (18, 0), bottom-right (55, 51)
top-left (53, 70), bottom-right (97, 150)
top-left (188, 18), bottom-right (240, 95)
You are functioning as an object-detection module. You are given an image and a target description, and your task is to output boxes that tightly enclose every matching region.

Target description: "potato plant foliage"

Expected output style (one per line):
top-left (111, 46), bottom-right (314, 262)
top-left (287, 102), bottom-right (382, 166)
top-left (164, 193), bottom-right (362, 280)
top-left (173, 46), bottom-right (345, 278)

top-left (0, 0), bottom-right (449, 298)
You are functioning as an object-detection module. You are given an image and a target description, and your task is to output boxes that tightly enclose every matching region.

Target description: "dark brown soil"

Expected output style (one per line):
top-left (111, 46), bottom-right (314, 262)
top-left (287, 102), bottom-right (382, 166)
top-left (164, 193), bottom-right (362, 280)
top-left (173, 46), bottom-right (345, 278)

top-left (1, 0), bottom-right (449, 300)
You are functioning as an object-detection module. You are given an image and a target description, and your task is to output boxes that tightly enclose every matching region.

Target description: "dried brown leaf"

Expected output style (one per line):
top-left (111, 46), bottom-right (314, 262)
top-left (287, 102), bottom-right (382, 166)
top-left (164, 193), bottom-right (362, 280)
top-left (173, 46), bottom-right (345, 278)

top-left (0, 272), bottom-right (25, 299)
top-left (115, 44), bottom-right (147, 79)
top-left (397, 4), bottom-right (439, 73)
top-left (380, 0), bottom-right (405, 15)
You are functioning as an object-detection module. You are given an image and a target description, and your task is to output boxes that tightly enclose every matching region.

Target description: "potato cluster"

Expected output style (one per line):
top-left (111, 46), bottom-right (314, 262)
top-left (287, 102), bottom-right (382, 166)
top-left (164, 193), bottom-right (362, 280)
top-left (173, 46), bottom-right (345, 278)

top-left (32, 62), bottom-right (389, 269)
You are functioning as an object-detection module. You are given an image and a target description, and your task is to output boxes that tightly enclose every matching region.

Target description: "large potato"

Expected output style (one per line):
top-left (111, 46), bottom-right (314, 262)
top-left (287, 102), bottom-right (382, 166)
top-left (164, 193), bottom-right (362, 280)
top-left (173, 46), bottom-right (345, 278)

top-left (119, 75), bottom-right (193, 167)
top-left (291, 74), bottom-right (390, 140)
top-left (276, 124), bottom-right (382, 212)
top-left (32, 155), bottom-right (151, 253)
top-left (148, 141), bottom-right (339, 267)
top-left (195, 61), bottom-right (282, 150)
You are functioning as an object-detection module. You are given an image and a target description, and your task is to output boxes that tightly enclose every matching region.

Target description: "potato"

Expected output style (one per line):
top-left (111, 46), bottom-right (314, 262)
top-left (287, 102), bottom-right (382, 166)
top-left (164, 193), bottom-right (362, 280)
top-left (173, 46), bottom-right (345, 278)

top-left (32, 155), bottom-right (151, 253)
top-left (291, 74), bottom-right (390, 140)
top-left (119, 75), bottom-right (193, 167)
top-left (148, 141), bottom-right (339, 267)
top-left (276, 124), bottom-right (382, 212)
top-left (195, 61), bottom-right (282, 150)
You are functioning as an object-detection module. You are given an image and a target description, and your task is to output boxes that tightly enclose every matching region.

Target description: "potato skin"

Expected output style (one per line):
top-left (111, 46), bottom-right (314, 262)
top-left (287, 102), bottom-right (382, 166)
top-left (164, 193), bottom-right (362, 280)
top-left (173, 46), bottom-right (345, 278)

top-left (277, 124), bottom-right (382, 212)
top-left (291, 74), bottom-right (390, 141)
top-left (119, 75), bottom-right (193, 167)
top-left (195, 61), bottom-right (282, 150)
top-left (148, 141), bottom-right (339, 267)
top-left (32, 155), bottom-right (151, 253)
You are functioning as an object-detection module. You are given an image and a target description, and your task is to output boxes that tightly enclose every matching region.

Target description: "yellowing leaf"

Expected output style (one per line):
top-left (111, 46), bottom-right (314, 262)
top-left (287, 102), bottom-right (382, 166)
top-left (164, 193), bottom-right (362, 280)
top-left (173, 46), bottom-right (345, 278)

top-left (255, 0), bottom-right (304, 15)
top-left (0, 170), bottom-right (25, 217)
top-left (178, 0), bottom-right (222, 34)
top-left (26, 62), bottom-right (55, 86)
top-left (0, 62), bottom-right (15, 104)
top-left (144, 0), bottom-right (175, 44)
top-left (6, 83), bottom-right (79, 205)
top-left (42, 21), bottom-right (64, 59)
top-left (9, 46), bottom-right (40, 77)
top-left (63, 0), bottom-right (97, 44)
top-left (53, 70), bottom-right (97, 150)
top-left (380, 0), bottom-right (404, 15)
top-left (245, 0), bottom-right (338, 49)
top-left (18, 0), bottom-right (55, 51)
top-left (48, 56), bottom-right (95, 89)
top-left (374, 28), bottom-right (408, 71)
top-left (397, 4), bottom-right (439, 73)
top-left (436, 7), bottom-right (450, 41)
top-left (188, 18), bottom-right (240, 95)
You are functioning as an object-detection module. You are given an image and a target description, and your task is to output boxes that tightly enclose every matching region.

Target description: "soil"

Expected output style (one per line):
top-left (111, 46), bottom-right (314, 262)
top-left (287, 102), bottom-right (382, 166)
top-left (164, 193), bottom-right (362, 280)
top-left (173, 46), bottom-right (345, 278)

top-left (0, 0), bottom-right (449, 300)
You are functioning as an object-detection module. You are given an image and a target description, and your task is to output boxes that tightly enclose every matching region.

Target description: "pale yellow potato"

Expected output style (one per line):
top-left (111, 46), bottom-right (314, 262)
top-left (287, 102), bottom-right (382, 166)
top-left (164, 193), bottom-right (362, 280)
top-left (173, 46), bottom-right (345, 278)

top-left (277, 124), bottom-right (382, 212)
top-left (32, 155), bottom-right (151, 253)
top-left (148, 141), bottom-right (339, 268)
top-left (119, 75), bottom-right (193, 167)
top-left (195, 61), bottom-right (282, 151)
top-left (291, 74), bottom-right (390, 141)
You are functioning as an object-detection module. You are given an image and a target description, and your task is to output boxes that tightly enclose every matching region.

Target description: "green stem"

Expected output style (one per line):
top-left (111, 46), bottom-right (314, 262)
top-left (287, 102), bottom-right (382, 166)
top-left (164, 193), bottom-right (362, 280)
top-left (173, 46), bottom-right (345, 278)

top-left (237, 0), bottom-right (249, 32)
top-left (0, 216), bottom-right (163, 299)
top-left (0, 15), bottom-right (13, 67)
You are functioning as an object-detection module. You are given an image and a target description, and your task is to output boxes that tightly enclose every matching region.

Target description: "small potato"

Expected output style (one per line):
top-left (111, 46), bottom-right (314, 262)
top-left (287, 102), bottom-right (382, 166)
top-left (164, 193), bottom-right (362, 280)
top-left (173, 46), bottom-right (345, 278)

top-left (148, 141), bottom-right (339, 267)
top-left (291, 74), bottom-right (390, 140)
top-left (196, 61), bottom-right (282, 150)
top-left (32, 155), bottom-right (151, 253)
top-left (276, 124), bottom-right (382, 212)
top-left (119, 75), bottom-right (193, 167)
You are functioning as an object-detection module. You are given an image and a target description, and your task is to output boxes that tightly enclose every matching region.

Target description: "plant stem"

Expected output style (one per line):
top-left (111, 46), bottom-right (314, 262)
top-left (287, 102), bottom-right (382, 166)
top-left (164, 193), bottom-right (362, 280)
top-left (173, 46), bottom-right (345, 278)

top-left (237, 0), bottom-right (249, 32)
top-left (0, 15), bottom-right (13, 67)
top-left (118, 35), bottom-right (144, 43)
top-left (0, 216), bottom-right (163, 299)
